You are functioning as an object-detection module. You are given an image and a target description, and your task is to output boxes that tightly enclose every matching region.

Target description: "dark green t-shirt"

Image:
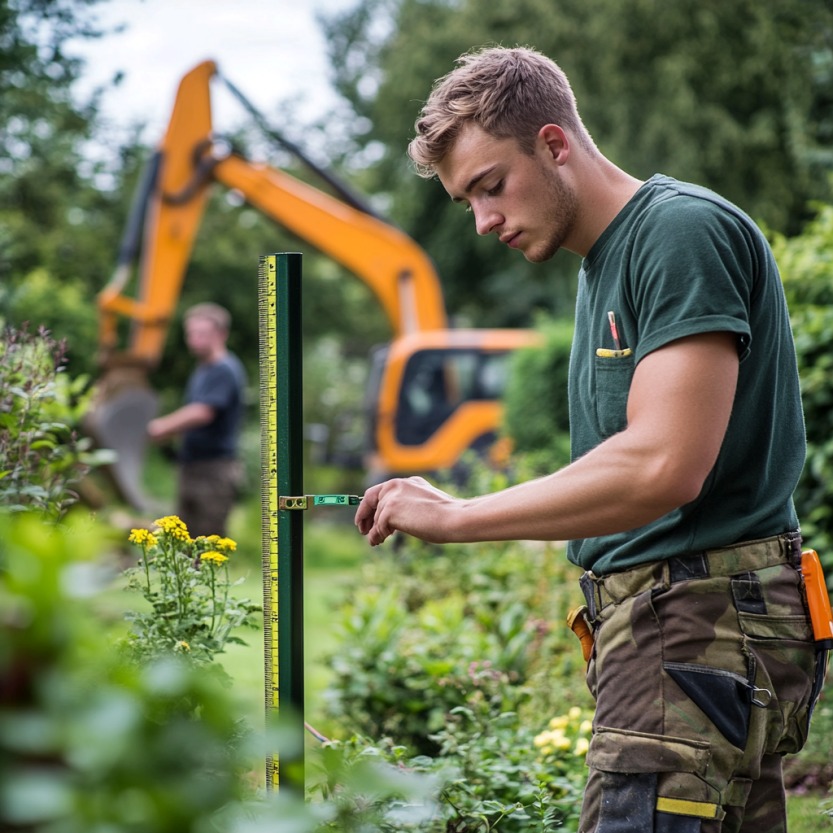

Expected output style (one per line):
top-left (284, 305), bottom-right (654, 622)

top-left (567, 175), bottom-right (805, 574)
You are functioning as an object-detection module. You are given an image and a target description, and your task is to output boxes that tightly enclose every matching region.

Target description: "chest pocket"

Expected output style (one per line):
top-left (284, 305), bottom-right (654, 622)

top-left (594, 352), bottom-right (636, 437)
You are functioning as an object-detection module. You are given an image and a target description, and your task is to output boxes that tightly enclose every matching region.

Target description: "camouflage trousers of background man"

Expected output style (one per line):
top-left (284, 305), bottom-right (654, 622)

top-left (177, 458), bottom-right (244, 539)
top-left (577, 532), bottom-right (828, 833)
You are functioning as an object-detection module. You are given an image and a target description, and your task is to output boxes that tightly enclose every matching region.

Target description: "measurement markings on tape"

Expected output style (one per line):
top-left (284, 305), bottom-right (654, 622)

top-left (258, 253), bottom-right (281, 789)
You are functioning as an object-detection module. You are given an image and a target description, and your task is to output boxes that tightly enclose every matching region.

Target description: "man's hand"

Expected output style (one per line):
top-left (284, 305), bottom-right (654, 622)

top-left (355, 476), bottom-right (464, 546)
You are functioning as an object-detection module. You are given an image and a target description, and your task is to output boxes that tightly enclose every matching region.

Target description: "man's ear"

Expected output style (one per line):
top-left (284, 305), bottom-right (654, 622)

top-left (537, 124), bottom-right (569, 164)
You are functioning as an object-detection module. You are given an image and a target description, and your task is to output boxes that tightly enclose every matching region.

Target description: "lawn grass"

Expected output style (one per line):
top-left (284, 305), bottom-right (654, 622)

top-left (787, 793), bottom-right (833, 831)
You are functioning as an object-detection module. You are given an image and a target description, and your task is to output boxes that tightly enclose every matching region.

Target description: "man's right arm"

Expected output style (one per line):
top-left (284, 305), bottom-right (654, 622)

top-left (355, 331), bottom-right (739, 546)
top-left (147, 402), bottom-right (215, 442)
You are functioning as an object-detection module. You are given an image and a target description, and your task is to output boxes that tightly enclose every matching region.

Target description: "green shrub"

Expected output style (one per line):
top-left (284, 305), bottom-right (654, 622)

top-left (316, 697), bottom-right (590, 831)
top-left (326, 568), bottom-right (536, 755)
top-left (321, 461), bottom-right (592, 829)
top-left (0, 511), bottom-right (255, 832)
top-left (0, 323), bottom-right (112, 518)
top-left (3, 267), bottom-right (99, 377)
top-left (502, 315), bottom-right (573, 472)
top-left (423, 700), bottom-right (590, 831)
top-left (774, 202), bottom-right (833, 571)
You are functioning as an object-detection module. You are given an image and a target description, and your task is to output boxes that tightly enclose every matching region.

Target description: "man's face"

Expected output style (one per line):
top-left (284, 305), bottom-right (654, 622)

top-left (184, 316), bottom-right (223, 361)
top-left (435, 123), bottom-right (579, 262)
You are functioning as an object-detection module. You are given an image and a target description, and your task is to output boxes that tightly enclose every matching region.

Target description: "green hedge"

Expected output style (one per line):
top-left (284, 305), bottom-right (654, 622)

top-left (775, 204), bottom-right (833, 570)
top-left (502, 316), bottom-right (573, 476)
top-left (321, 468), bottom-right (594, 831)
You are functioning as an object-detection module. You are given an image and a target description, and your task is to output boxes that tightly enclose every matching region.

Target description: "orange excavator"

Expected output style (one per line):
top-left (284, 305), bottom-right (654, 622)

top-left (86, 61), bottom-right (539, 509)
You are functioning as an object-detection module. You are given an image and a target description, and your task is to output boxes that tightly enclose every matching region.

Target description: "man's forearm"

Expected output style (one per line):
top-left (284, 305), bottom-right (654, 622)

top-left (147, 403), bottom-right (215, 441)
top-left (449, 433), bottom-right (692, 542)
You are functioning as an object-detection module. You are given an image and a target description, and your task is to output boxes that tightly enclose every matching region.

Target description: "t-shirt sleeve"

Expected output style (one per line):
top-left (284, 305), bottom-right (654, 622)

top-left (190, 363), bottom-right (237, 411)
top-left (628, 198), bottom-right (755, 363)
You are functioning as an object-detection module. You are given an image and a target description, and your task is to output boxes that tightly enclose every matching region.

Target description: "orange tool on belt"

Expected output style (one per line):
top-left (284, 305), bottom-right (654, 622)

top-left (801, 549), bottom-right (833, 649)
top-left (567, 606), bottom-right (595, 662)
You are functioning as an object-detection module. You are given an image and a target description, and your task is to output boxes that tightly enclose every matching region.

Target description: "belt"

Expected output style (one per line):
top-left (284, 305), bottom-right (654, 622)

top-left (579, 531), bottom-right (803, 622)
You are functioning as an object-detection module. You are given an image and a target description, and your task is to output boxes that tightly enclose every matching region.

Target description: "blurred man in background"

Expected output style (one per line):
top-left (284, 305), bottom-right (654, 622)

top-left (148, 302), bottom-right (246, 537)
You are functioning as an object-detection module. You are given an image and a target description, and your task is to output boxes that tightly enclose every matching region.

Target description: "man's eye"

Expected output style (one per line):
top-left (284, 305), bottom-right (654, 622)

top-left (486, 181), bottom-right (504, 197)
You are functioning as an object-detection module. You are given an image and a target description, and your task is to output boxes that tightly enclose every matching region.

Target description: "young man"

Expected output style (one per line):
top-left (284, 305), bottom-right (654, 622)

top-left (354, 46), bottom-right (823, 832)
top-left (148, 302), bottom-right (246, 537)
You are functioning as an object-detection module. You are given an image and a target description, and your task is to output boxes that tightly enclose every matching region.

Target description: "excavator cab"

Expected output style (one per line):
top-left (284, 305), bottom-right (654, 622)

top-left (365, 329), bottom-right (539, 482)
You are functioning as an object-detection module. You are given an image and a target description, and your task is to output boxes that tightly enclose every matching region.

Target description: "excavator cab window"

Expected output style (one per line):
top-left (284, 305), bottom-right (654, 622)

top-left (364, 344), bottom-right (389, 452)
top-left (395, 348), bottom-right (513, 446)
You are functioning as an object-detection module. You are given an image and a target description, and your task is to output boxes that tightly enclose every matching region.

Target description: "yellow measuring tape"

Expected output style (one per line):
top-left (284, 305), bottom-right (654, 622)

top-left (259, 254), bottom-right (281, 789)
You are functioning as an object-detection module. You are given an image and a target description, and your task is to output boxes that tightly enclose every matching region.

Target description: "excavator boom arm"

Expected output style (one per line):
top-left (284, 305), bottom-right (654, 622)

top-left (97, 59), bottom-right (447, 369)
top-left (213, 154), bottom-right (447, 335)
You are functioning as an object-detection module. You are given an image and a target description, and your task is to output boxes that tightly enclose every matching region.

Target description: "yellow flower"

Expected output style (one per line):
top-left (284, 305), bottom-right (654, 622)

top-left (216, 537), bottom-right (237, 553)
top-left (535, 728), bottom-right (571, 753)
top-left (128, 528), bottom-right (158, 547)
top-left (153, 515), bottom-right (191, 542)
top-left (574, 737), bottom-right (590, 756)
top-left (554, 734), bottom-right (571, 750)
top-left (174, 640), bottom-right (191, 652)
top-left (200, 550), bottom-right (229, 566)
top-left (568, 706), bottom-right (582, 720)
top-left (580, 719), bottom-right (593, 735)
top-left (549, 715), bottom-right (569, 730)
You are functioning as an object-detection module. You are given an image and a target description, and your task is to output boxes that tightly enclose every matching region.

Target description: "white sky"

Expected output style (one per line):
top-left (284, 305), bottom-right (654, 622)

top-left (68, 0), bottom-right (356, 144)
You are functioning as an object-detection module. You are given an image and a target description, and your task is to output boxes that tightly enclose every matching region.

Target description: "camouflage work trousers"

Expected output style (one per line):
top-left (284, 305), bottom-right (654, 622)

top-left (577, 532), bottom-right (827, 833)
top-left (177, 458), bottom-right (243, 538)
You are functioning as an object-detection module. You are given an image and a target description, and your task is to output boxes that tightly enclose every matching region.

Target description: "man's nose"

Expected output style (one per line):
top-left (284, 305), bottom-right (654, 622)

top-left (473, 204), bottom-right (502, 236)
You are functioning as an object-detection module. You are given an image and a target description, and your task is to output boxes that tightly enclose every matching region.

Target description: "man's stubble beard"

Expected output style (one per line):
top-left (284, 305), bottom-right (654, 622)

top-left (526, 166), bottom-right (579, 263)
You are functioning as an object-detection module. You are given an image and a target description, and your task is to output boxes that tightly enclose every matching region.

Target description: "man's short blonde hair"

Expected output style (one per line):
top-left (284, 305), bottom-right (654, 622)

top-left (184, 302), bottom-right (231, 332)
top-left (408, 45), bottom-right (594, 177)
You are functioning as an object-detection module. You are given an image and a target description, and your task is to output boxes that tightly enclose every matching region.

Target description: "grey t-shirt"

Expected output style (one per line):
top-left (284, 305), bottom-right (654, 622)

top-left (181, 352), bottom-right (246, 463)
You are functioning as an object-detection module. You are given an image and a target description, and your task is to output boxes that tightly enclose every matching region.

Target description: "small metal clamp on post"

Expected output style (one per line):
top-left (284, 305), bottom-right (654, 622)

top-left (279, 494), bottom-right (363, 510)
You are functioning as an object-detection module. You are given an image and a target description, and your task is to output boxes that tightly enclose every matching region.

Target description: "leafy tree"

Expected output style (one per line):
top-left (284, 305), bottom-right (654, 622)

top-left (0, 0), bottom-right (131, 375)
top-left (320, 0), bottom-right (833, 326)
top-left (1, 0), bottom-right (393, 424)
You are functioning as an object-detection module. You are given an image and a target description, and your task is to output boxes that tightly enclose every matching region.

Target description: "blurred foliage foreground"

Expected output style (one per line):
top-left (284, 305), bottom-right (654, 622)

top-left (0, 504), bottom-right (597, 832)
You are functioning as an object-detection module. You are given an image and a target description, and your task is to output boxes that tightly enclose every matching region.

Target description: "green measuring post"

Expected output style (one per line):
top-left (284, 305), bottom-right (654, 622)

top-left (259, 252), bottom-right (304, 791)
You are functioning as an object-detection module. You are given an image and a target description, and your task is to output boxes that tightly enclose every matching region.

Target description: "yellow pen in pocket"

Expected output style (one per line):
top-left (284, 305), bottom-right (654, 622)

top-left (596, 347), bottom-right (633, 358)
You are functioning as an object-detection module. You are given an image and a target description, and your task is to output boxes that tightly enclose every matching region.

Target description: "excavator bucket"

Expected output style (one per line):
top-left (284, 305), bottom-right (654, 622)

top-left (83, 365), bottom-right (158, 512)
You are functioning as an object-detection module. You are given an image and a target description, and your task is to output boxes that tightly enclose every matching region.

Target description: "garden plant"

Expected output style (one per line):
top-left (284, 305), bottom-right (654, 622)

top-left (124, 516), bottom-right (261, 665)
